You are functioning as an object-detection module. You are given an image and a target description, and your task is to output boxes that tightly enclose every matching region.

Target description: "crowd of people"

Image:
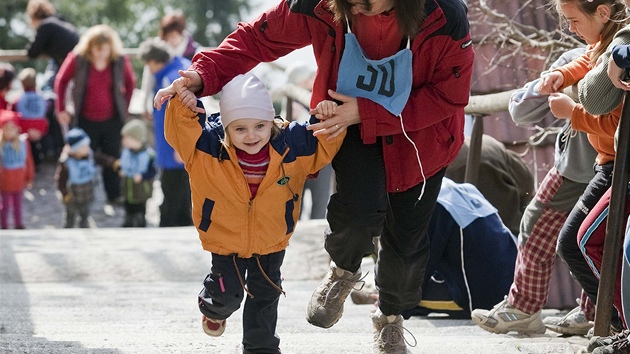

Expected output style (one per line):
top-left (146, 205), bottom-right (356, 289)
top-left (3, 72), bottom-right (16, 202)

top-left (5, 0), bottom-right (630, 353)
top-left (0, 0), bottom-right (204, 230)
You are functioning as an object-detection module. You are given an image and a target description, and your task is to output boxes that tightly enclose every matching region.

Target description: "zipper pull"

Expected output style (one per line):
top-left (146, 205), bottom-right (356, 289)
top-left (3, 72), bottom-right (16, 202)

top-left (219, 276), bottom-right (226, 293)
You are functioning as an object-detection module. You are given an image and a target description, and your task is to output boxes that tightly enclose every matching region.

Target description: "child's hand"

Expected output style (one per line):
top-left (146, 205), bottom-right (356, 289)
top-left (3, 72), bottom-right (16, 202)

top-left (57, 111), bottom-right (72, 125)
top-left (548, 92), bottom-right (576, 119)
top-left (154, 81), bottom-right (178, 110)
top-left (538, 71), bottom-right (564, 95)
top-left (133, 174), bottom-right (142, 183)
top-left (154, 70), bottom-right (205, 113)
top-left (63, 193), bottom-right (73, 204)
top-left (608, 55), bottom-right (630, 91)
top-left (310, 100), bottom-right (338, 119)
top-left (307, 90), bottom-right (358, 140)
top-left (27, 129), bottom-right (42, 141)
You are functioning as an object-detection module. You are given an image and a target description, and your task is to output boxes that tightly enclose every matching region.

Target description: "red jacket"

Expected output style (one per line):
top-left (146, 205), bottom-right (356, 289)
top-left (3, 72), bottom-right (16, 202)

top-left (0, 134), bottom-right (35, 193)
top-left (191, 0), bottom-right (474, 192)
top-left (55, 52), bottom-right (136, 122)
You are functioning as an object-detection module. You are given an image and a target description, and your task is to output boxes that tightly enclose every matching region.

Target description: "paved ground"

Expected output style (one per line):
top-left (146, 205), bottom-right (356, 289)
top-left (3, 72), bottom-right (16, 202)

top-left (0, 160), bottom-right (593, 353)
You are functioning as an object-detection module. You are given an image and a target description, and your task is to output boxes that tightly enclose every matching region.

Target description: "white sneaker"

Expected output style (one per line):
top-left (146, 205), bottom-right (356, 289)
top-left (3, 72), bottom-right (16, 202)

top-left (543, 305), bottom-right (593, 336)
top-left (471, 297), bottom-right (546, 334)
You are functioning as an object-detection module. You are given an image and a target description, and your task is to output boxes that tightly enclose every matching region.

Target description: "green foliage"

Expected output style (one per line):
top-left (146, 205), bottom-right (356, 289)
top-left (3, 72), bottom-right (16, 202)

top-left (1, 0), bottom-right (30, 50)
top-left (1, 0), bottom-right (251, 50)
top-left (1, 0), bottom-right (251, 82)
top-left (187, 0), bottom-right (251, 47)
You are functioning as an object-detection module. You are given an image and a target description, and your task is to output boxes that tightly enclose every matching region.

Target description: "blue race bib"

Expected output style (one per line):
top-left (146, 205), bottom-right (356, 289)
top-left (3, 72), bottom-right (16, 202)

top-left (336, 33), bottom-right (412, 117)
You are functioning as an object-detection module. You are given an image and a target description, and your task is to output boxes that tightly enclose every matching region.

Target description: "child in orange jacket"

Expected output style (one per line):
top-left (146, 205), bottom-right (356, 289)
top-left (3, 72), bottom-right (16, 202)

top-left (158, 73), bottom-right (343, 353)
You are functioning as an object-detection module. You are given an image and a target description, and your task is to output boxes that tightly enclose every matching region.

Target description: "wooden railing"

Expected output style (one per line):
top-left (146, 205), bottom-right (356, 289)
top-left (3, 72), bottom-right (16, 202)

top-left (3, 49), bottom-right (625, 334)
top-left (0, 49), bottom-right (141, 61)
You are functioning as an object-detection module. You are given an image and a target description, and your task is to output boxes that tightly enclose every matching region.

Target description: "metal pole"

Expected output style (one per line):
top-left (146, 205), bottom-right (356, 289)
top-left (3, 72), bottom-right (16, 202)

top-left (594, 92), bottom-right (630, 336)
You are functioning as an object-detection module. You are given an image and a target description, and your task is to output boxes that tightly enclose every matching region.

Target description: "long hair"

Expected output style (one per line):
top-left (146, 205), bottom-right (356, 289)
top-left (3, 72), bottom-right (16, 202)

top-left (326, 0), bottom-right (426, 38)
top-left (551, 0), bottom-right (628, 67)
top-left (73, 24), bottom-right (124, 63)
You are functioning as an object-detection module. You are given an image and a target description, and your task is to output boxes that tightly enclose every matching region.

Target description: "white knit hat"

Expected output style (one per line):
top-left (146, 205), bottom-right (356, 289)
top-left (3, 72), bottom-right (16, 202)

top-left (219, 73), bottom-right (275, 128)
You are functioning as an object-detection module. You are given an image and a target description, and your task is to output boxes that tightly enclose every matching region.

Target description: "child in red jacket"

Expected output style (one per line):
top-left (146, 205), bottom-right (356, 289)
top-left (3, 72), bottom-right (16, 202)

top-left (0, 110), bottom-right (35, 229)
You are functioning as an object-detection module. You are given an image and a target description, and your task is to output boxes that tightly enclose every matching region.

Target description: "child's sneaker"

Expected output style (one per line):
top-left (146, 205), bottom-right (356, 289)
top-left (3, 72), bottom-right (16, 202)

top-left (471, 297), bottom-right (546, 334)
top-left (543, 305), bottom-right (593, 336)
top-left (202, 315), bottom-right (226, 337)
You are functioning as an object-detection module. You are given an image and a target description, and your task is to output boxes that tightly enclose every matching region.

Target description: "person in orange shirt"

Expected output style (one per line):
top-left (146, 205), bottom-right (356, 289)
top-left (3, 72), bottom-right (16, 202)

top-left (536, 0), bottom-right (626, 335)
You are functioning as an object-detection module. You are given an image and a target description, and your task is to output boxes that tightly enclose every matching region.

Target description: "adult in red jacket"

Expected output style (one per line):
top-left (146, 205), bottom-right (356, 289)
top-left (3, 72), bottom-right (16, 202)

top-left (154, 0), bottom-right (474, 351)
top-left (55, 24), bottom-right (137, 204)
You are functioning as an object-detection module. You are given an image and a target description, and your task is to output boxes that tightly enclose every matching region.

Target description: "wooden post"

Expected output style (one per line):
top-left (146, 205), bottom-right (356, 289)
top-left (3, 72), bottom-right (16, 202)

top-left (594, 92), bottom-right (630, 336)
top-left (285, 97), bottom-right (294, 122)
top-left (465, 114), bottom-right (484, 184)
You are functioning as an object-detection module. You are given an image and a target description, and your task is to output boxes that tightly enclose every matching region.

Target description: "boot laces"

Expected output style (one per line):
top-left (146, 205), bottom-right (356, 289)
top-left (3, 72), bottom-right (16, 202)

top-left (377, 321), bottom-right (417, 351)
top-left (319, 271), bottom-right (368, 306)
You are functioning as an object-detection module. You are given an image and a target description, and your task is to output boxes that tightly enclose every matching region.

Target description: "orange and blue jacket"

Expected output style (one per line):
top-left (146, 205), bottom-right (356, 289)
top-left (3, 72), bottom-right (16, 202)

top-left (164, 97), bottom-right (344, 258)
top-left (554, 45), bottom-right (620, 165)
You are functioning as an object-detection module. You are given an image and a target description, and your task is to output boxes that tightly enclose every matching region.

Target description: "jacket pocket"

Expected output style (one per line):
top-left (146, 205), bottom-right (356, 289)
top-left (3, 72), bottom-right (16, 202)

top-left (199, 198), bottom-right (215, 232)
top-left (285, 198), bottom-right (295, 235)
top-left (433, 120), bottom-right (454, 147)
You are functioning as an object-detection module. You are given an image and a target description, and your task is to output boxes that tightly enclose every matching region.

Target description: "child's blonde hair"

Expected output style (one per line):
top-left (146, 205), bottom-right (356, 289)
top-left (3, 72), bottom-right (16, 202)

top-left (18, 68), bottom-right (37, 91)
top-left (0, 115), bottom-right (22, 152)
top-left (222, 118), bottom-right (284, 148)
top-left (551, 0), bottom-right (628, 66)
top-left (73, 24), bottom-right (124, 63)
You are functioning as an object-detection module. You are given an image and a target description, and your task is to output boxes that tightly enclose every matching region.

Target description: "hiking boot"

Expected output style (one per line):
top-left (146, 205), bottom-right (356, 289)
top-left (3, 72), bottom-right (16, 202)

top-left (202, 315), bottom-right (226, 337)
top-left (592, 338), bottom-right (630, 354)
top-left (372, 309), bottom-right (415, 354)
top-left (470, 297), bottom-right (546, 334)
top-left (588, 330), bottom-right (630, 352)
top-left (544, 305), bottom-right (593, 336)
top-left (306, 262), bottom-right (363, 328)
